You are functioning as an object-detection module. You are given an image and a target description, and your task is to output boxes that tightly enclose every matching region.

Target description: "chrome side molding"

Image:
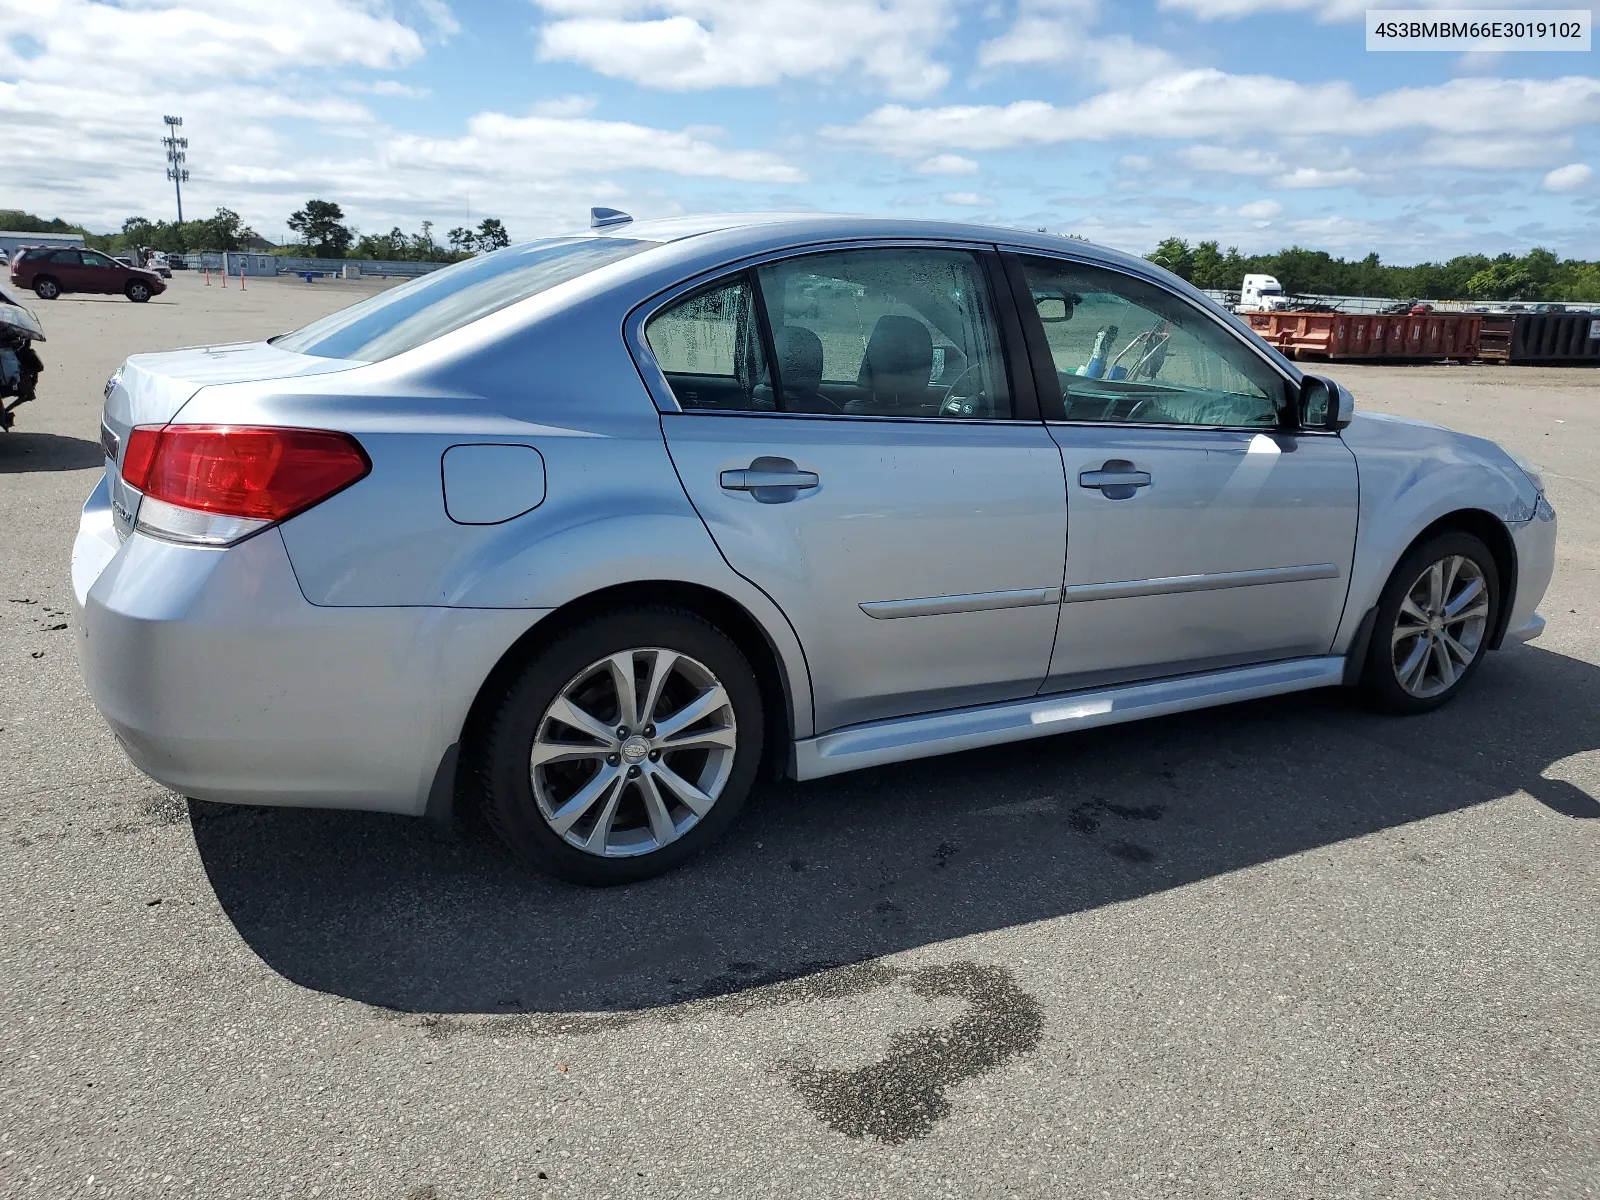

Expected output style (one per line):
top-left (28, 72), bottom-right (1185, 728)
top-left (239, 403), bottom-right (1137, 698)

top-left (1061, 563), bottom-right (1339, 604)
top-left (860, 586), bottom-right (1062, 619)
top-left (791, 656), bottom-right (1345, 780)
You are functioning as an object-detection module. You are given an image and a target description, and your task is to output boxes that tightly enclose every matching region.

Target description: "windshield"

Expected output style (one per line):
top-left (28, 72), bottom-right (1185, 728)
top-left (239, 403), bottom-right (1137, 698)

top-left (272, 237), bottom-right (657, 361)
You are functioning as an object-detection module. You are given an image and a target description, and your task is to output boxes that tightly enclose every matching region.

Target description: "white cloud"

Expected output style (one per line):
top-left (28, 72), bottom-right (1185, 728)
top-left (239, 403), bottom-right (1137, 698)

top-left (1236, 198), bottom-right (1282, 219)
top-left (828, 71), bottom-right (1600, 152)
top-left (941, 191), bottom-right (996, 207)
top-left (388, 111), bottom-right (804, 183)
top-left (1417, 135), bottom-right (1573, 170)
top-left (534, 0), bottom-right (954, 97)
top-left (1543, 163), bottom-right (1594, 192)
top-left (1181, 144), bottom-right (1281, 175)
top-left (978, 0), bottom-right (1096, 69)
top-left (0, 0), bottom-right (434, 82)
top-left (977, 0), bottom-right (1179, 87)
top-left (1118, 154), bottom-right (1152, 171)
top-left (915, 153), bottom-right (979, 175)
top-left (1274, 166), bottom-right (1366, 188)
top-left (529, 94), bottom-right (600, 118)
top-left (348, 80), bottom-right (433, 98)
top-left (1160, 0), bottom-right (1549, 19)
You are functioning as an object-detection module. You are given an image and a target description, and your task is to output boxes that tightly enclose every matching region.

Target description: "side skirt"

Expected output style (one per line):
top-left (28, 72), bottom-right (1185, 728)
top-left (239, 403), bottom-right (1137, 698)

top-left (790, 656), bottom-right (1346, 781)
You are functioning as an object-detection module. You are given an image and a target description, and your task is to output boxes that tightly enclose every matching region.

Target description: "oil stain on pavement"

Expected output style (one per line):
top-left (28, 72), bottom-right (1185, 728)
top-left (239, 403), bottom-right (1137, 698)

top-left (404, 956), bottom-right (1046, 1144)
top-left (779, 961), bottom-right (1045, 1144)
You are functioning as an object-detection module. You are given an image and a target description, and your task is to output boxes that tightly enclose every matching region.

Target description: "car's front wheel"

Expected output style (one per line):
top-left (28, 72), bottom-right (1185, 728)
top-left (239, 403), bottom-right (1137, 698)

top-left (125, 280), bottom-right (152, 303)
top-left (476, 608), bottom-right (764, 885)
top-left (1361, 531), bottom-right (1500, 714)
top-left (33, 277), bottom-right (59, 300)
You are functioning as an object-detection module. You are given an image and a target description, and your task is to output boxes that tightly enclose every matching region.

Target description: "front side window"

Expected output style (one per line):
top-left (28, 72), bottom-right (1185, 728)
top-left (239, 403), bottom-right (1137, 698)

top-left (273, 237), bottom-right (657, 362)
top-left (1018, 256), bottom-right (1285, 428)
top-left (82, 251), bottom-right (115, 268)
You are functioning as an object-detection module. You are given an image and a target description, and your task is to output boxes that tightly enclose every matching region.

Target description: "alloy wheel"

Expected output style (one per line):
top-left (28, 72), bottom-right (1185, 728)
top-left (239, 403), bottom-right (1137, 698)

top-left (530, 647), bottom-right (737, 857)
top-left (1390, 553), bottom-right (1490, 699)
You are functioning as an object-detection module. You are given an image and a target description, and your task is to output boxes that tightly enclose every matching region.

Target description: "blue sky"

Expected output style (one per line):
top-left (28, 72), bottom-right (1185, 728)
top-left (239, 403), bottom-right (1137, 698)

top-left (2, 0), bottom-right (1596, 261)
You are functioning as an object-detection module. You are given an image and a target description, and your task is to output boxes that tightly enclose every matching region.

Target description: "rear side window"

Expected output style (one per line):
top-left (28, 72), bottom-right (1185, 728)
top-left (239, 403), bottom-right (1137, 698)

top-left (645, 276), bottom-right (774, 412)
top-left (273, 238), bottom-right (657, 362)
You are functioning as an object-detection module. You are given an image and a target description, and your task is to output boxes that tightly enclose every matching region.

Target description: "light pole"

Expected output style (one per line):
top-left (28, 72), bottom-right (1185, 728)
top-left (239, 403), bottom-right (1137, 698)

top-left (163, 115), bottom-right (189, 224)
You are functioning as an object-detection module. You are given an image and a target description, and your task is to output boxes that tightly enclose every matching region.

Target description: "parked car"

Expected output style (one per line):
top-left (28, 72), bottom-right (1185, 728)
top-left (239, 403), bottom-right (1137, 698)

top-left (10, 246), bottom-right (166, 302)
top-left (72, 212), bottom-right (1556, 884)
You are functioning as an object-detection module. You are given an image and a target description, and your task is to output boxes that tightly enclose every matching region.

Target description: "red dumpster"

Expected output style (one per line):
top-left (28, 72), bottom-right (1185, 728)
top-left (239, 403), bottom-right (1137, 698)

top-left (1245, 311), bottom-right (1481, 361)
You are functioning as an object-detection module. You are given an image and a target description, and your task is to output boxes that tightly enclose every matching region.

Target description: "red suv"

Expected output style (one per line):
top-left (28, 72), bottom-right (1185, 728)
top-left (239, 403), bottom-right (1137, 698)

top-left (10, 246), bottom-right (167, 303)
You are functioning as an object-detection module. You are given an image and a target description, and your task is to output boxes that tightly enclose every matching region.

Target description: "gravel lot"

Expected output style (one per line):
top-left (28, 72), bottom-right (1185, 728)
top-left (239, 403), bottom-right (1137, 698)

top-left (2, 273), bottom-right (1596, 1198)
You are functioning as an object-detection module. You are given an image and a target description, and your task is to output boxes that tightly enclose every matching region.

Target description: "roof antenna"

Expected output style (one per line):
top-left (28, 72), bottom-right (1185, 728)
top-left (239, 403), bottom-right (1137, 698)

top-left (590, 207), bottom-right (633, 229)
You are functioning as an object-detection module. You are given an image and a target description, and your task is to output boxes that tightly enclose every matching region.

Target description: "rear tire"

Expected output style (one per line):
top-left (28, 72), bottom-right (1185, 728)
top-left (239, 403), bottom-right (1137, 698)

top-left (33, 277), bottom-right (59, 300)
top-left (1360, 531), bottom-right (1500, 715)
top-left (476, 607), bottom-right (764, 885)
top-left (125, 280), bottom-right (152, 303)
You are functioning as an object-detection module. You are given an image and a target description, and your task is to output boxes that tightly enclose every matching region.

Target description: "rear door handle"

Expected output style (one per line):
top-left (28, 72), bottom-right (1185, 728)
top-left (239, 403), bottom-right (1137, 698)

top-left (720, 456), bottom-right (819, 502)
top-left (1078, 459), bottom-right (1150, 500)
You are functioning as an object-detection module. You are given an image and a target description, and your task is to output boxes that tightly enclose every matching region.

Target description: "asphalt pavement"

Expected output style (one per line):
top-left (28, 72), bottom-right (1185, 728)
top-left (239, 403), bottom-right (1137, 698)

top-left (2, 275), bottom-right (1596, 1198)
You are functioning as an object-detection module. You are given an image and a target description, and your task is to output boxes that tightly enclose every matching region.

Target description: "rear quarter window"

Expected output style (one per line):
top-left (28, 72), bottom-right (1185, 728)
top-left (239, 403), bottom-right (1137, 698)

top-left (271, 238), bottom-right (657, 362)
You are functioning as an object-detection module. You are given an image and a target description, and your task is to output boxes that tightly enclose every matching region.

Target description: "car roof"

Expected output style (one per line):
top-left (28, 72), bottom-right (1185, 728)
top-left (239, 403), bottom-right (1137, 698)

top-left (558, 211), bottom-right (1160, 279)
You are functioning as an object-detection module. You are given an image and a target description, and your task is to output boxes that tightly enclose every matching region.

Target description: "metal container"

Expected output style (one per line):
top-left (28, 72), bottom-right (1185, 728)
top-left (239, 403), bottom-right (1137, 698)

top-left (1244, 311), bottom-right (1481, 361)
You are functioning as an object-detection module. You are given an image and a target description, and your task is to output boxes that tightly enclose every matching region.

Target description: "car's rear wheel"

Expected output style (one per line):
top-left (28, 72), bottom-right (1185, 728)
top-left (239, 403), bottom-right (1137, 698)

top-left (476, 608), bottom-right (764, 885)
top-left (125, 280), bottom-right (152, 303)
top-left (1360, 531), bottom-right (1499, 714)
top-left (33, 277), bottom-right (59, 300)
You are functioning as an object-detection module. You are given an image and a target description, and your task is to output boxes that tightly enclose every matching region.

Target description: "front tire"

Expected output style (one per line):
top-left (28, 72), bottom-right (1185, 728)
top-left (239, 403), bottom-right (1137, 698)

top-left (125, 280), bottom-right (152, 303)
top-left (33, 277), bottom-right (59, 300)
top-left (1360, 531), bottom-right (1500, 714)
top-left (476, 608), bottom-right (764, 885)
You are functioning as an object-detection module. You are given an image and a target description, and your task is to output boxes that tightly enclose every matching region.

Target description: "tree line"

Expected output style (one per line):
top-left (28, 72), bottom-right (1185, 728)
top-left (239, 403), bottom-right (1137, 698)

top-left (1146, 237), bottom-right (1600, 303)
top-left (9, 203), bottom-right (1596, 298)
top-left (1, 201), bottom-right (511, 264)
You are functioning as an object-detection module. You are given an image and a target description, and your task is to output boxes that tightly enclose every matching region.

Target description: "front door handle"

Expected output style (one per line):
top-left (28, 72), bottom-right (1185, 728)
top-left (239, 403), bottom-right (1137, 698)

top-left (1078, 459), bottom-right (1151, 500)
top-left (720, 456), bottom-right (819, 502)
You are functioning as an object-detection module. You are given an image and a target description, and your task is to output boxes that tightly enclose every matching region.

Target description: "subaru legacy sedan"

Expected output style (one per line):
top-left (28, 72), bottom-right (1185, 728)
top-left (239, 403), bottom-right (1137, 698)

top-left (73, 213), bottom-right (1556, 884)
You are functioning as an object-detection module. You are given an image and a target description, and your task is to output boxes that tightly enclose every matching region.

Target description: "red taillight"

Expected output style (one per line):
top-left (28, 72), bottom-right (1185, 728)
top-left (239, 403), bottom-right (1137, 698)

top-left (122, 424), bottom-right (370, 522)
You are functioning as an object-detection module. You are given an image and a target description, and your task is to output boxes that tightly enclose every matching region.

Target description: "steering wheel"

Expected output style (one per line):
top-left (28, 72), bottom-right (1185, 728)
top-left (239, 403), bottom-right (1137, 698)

top-left (936, 361), bottom-right (987, 417)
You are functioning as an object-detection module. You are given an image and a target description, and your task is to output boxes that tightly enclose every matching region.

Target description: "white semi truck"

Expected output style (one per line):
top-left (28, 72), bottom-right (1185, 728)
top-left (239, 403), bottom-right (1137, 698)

top-left (1238, 273), bottom-right (1291, 312)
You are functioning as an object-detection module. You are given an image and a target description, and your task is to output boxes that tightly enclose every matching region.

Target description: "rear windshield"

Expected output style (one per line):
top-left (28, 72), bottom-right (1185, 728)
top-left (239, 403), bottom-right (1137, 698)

top-left (271, 237), bottom-right (657, 362)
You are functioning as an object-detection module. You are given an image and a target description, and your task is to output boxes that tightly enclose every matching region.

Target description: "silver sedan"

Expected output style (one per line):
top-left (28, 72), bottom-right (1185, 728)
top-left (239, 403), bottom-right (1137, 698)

top-left (73, 212), bottom-right (1556, 884)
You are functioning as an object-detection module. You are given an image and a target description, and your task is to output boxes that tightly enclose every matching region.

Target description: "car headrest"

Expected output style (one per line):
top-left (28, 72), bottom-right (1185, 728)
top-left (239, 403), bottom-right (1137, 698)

top-left (776, 325), bottom-right (824, 394)
top-left (857, 315), bottom-right (934, 398)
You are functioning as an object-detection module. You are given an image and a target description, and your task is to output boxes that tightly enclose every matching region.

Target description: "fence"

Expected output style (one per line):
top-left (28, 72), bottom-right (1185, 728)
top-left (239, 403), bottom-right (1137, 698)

top-left (177, 253), bottom-right (449, 279)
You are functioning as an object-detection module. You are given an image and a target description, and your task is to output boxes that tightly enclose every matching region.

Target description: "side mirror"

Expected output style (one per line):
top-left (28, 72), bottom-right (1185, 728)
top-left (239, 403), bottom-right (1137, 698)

top-left (1033, 290), bottom-right (1080, 323)
top-left (1298, 375), bottom-right (1354, 431)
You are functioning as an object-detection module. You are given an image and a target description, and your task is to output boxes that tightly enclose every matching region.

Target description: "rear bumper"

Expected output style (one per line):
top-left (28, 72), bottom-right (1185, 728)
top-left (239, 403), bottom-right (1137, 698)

top-left (72, 475), bottom-right (540, 815)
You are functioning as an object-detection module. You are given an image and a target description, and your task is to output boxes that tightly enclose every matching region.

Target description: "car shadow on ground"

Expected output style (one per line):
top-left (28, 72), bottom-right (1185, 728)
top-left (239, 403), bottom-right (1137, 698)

top-left (0, 432), bottom-right (103, 472)
top-left (190, 643), bottom-right (1598, 1016)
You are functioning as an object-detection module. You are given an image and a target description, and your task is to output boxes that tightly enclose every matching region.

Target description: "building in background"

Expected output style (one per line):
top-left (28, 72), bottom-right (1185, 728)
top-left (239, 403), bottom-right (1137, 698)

top-left (0, 230), bottom-right (86, 259)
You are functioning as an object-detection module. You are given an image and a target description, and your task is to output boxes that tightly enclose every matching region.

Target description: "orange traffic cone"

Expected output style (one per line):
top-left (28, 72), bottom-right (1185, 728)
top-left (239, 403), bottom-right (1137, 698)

top-left (220, 268), bottom-right (226, 288)
top-left (238, 268), bottom-right (245, 291)
top-left (204, 268), bottom-right (210, 286)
